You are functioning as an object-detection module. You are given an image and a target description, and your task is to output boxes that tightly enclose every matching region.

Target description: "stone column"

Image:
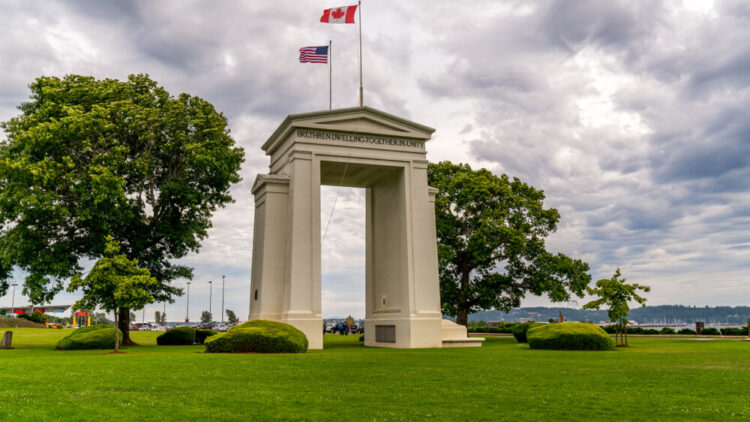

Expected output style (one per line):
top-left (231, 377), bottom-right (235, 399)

top-left (249, 175), bottom-right (290, 322)
top-left (281, 151), bottom-right (323, 350)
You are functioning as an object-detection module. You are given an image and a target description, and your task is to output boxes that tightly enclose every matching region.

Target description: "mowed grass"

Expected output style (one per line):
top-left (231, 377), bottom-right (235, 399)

top-left (1, 329), bottom-right (750, 421)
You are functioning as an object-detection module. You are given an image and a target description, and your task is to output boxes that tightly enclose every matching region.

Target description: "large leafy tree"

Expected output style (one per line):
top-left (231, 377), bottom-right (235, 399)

top-left (583, 268), bottom-right (649, 346)
top-left (0, 74), bottom-right (244, 344)
top-left (428, 161), bottom-right (591, 325)
top-left (68, 237), bottom-right (157, 352)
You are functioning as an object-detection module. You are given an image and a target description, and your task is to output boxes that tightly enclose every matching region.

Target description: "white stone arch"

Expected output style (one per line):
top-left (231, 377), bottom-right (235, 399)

top-left (249, 107), bottom-right (481, 349)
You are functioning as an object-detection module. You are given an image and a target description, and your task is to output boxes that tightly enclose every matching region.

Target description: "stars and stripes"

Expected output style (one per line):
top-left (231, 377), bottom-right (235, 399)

top-left (299, 46), bottom-right (329, 63)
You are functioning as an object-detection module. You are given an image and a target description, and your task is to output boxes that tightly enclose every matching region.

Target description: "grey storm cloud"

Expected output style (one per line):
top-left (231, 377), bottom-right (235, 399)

top-left (0, 0), bottom-right (749, 318)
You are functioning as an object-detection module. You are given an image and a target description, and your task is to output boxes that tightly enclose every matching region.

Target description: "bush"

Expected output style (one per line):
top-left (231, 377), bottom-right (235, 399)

top-left (701, 327), bottom-right (720, 335)
top-left (205, 320), bottom-right (308, 353)
top-left (601, 325), bottom-right (616, 334)
top-left (56, 325), bottom-right (122, 350)
top-left (18, 311), bottom-right (49, 324)
top-left (660, 327), bottom-right (676, 335)
top-left (468, 322), bottom-right (517, 334)
top-left (512, 322), bottom-right (544, 343)
top-left (157, 326), bottom-right (195, 345)
top-left (720, 327), bottom-right (747, 336)
top-left (677, 328), bottom-right (696, 335)
top-left (527, 322), bottom-right (615, 351)
top-left (195, 328), bottom-right (218, 345)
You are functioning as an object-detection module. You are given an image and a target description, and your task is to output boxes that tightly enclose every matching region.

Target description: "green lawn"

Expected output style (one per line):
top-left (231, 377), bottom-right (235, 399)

top-left (1, 329), bottom-right (749, 421)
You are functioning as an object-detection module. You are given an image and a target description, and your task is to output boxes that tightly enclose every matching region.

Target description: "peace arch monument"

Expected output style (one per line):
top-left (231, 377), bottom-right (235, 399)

top-left (249, 106), bottom-right (483, 349)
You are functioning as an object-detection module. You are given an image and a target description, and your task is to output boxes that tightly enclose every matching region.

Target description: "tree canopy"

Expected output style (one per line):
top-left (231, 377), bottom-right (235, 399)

top-left (225, 309), bottom-right (237, 323)
top-left (201, 310), bottom-right (213, 324)
top-left (0, 74), bottom-right (244, 341)
top-left (427, 161), bottom-right (591, 325)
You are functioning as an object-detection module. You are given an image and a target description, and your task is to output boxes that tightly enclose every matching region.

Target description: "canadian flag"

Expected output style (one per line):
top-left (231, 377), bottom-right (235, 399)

top-left (320, 5), bottom-right (357, 24)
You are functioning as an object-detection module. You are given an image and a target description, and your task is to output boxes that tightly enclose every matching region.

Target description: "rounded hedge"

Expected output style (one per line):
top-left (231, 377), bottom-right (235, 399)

top-left (527, 322), bottom-right (614, 351)
top-left (56, 324), bottom-right (123, 350)
top-left (195, 328), bottom-right (218, 345)
top-left (205, 320), bottom-right (308, 353)
top-left (157, 326), bottom-right (196, 345)
top-left (512, 322), bottom-right (544, 343)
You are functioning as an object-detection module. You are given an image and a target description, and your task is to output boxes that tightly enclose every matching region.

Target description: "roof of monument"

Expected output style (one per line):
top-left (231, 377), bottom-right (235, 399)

top-left (262, 106), bottom-right (436, 154)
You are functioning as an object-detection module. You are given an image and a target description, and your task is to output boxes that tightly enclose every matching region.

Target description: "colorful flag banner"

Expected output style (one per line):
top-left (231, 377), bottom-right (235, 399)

top-left (320, 5), bottom-right (357, 24)
top-left (299, 46), bottom-right (329, 63)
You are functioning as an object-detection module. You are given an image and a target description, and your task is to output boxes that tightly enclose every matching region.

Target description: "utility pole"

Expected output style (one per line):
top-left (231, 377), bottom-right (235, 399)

top-left (10, 283), bottom-right (18, 316)
top-left (221, 275), bottom-right (225, 324)
top-left (209, 280), bottom-right (213, 322)
top-left (186, 281), bottom-right (191, 323)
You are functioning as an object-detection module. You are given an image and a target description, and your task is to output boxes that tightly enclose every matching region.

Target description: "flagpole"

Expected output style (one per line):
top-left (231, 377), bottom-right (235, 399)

top-left (358, 0), bottom-right (363, 107)
top-left (329, 40), bottom-right (332, 110)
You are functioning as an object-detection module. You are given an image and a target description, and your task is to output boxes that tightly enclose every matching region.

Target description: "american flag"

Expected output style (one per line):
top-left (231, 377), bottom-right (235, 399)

top-left (299, 46), bottom-right (329, 63)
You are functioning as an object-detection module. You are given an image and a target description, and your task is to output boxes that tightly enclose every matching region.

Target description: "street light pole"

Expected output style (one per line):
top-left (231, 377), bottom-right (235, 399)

top-left (186, 281), bottom-right (191, 323)
top-left (221, 275), bottom-right (225, 324)
top-left (10, 283), bottom-right (18, 316)
top-left (209, 280), bottom-right (213, 322)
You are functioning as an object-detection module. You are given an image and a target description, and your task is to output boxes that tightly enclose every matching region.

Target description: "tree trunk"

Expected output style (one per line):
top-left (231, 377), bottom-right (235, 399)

top-left (118, 307), bottom-right (136, 346)
top-left (114, 307), bottom-right (120, 352)
top-left (456, 268), bottom-right (471, 326)
top-left (456, 307), bottom-right (469, 326)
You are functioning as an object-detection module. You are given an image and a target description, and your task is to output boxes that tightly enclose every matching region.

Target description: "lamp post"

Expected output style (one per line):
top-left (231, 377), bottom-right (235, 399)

top-left (10, 283), bottom-right (18, 316)
top-left (221, 275), bottom-right (225, 324)
top-left (209, 280), bottom-right (213, 322)
top-left (186, 281), bottom-right (191, 323)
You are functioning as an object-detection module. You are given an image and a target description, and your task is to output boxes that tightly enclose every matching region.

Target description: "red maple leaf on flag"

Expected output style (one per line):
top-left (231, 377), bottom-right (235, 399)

top-left (332, 8), bottom-right (345, 19)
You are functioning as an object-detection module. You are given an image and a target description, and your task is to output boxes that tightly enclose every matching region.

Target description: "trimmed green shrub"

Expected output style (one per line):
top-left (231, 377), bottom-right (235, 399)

top-left (56, 325), bottom-right (122, 350)
top-left (359, 335), bottom-right (364, 342)
top-left (195, 328), bottom-right (218, 345)
top-left (18, 311), bottom-right (49, 324)
top-left (701, 327), bottom-right (720, 335)
top-left (157, 326), bottom-right (195, 345)
top-left (677, 328), bottom-right (696, 335)
top-left (467, 322), bottom-right (517, 334)
top-left (512, 322), bottom-right (543, 343)
top-left (660, 327), bottom-right (676, 335)
top-left (720, 327), bottom-right (747, 336)
top-left (205, 320), bottom-right (308, 353)
top-left (527, 322), bottom-right (614, 351)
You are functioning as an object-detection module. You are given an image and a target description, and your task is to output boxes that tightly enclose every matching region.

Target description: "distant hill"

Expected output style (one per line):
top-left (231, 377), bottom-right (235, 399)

top-left (467, 305), bottom-right (750, 324)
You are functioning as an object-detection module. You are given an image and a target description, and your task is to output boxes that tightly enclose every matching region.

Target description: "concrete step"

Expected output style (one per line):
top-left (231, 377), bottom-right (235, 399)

top-left (442, 337), bottom-right (485, 348)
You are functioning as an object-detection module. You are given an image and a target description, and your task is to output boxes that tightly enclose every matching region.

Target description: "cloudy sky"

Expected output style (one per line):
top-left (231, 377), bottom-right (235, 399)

top-left (1, 0), bottom-right (749, 321)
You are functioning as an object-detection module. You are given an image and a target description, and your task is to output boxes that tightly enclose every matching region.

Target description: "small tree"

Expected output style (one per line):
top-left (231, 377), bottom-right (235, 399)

top-left (201, 311), bottom-right (212, 324)
top-left (226, 309), bottom-right (237, 323)
top-left (583, 268), bottom-right (649, 346)
top-left (154, 311), bottom-right (162, 325)
top-left (160, 312), bottom-right (167, 325)
top-left (67, 237), bottom-right (157, 352)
